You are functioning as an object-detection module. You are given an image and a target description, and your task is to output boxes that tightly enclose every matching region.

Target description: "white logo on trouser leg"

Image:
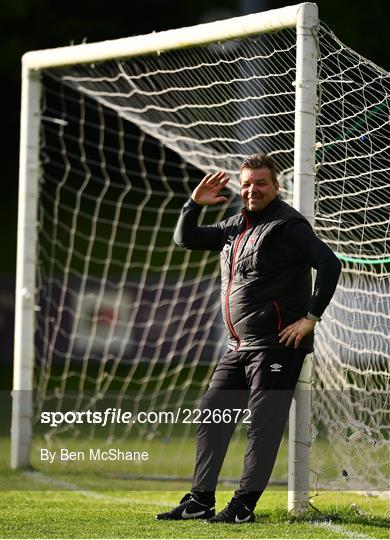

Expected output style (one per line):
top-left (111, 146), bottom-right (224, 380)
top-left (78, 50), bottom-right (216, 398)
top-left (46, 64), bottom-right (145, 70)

top-left (270, 363), bottom-right (282, 372)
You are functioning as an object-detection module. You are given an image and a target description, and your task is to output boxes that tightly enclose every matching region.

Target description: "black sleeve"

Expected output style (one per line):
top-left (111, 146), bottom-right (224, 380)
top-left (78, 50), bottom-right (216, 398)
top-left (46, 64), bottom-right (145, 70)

top-left (173, 198), bottom-right (224, 251)
top-left (284, 221), bottom-right (342, 317)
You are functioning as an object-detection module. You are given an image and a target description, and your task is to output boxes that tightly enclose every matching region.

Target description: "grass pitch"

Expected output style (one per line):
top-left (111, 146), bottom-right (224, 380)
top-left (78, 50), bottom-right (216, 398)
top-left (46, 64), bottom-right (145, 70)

top-left (1, 437), bottom-right (389, 538)
top-left (1, 483), bottom-right (389, 539)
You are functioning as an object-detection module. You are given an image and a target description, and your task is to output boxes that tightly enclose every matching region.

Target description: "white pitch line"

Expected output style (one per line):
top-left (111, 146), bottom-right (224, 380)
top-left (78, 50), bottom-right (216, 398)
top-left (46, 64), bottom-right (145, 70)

top-left (21, 472), bottom-right (380, 537)
top-left (22, 471), bottom-right (170, 507)
top-left (312, 519), bottom-right (374, 539)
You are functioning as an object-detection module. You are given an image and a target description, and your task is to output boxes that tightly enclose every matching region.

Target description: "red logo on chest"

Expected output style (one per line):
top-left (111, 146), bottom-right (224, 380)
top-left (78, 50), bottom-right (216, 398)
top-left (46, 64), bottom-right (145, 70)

top-left (247, 234), bottom-right (258, 247)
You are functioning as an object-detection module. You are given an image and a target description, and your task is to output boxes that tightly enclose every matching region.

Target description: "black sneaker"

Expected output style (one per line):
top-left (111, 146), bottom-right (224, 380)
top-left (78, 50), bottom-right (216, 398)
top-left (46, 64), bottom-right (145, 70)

top-left (155, 493), bottom-right (215, 520)
top-left (206, 497), bottom-right (255, 524)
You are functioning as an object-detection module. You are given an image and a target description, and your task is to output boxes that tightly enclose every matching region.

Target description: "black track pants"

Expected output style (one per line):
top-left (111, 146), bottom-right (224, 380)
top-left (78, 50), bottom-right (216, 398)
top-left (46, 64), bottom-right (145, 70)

top-left (191, 348), bottom-right (306, 503)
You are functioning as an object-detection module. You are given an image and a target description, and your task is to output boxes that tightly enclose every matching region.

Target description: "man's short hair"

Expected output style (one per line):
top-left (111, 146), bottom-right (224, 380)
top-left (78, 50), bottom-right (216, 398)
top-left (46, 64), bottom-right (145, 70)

top-left (240, 153), bottom-right (278, 184)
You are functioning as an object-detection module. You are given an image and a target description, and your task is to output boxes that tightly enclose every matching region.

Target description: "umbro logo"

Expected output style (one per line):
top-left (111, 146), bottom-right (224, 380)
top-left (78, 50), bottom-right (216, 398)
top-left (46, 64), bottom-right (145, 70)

top-left (270, 363), bottom-right (282, 372)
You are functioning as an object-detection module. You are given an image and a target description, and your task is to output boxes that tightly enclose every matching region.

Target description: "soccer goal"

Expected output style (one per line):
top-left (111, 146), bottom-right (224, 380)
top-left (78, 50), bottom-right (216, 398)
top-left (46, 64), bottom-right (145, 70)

top-left (13, 1), bottom-right (389, 514)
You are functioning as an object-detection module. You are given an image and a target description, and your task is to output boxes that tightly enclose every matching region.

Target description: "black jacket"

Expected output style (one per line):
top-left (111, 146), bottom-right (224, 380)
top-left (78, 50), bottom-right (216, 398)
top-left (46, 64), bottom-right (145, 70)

top-left (174, 196), bottom-right (341, 351)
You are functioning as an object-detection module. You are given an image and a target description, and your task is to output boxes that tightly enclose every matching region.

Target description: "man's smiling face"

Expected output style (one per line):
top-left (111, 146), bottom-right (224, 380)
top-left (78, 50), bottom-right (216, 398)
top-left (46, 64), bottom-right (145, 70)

top-left (240, 167), bottom-right (279, 212)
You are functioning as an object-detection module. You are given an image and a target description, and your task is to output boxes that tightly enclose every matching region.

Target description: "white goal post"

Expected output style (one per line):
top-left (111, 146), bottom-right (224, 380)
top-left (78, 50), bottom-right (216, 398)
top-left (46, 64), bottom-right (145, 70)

top-left (14, 2), bottom-right (317, 514)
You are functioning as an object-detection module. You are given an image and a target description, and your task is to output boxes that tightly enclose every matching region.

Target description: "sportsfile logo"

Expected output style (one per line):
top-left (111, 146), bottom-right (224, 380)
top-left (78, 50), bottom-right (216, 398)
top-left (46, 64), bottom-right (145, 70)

top-left (270, 363), bottom-right (282, 372)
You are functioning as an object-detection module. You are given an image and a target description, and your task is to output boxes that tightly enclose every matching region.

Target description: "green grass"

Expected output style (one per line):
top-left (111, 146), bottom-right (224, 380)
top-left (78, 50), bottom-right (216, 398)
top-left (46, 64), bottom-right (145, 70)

top-left (1, 437), bottom-right (389, 538)
top-left (2, 432), bottom-right (387, 491)
top-left (1, 484), bottom-right (389, 538)
top-left (0, 435), bottom-right (288, 491)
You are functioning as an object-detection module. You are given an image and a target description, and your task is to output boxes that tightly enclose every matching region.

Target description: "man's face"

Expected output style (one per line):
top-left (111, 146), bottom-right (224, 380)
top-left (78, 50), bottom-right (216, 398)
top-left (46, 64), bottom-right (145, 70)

top-left (240, 167), bottom-right (279, 212)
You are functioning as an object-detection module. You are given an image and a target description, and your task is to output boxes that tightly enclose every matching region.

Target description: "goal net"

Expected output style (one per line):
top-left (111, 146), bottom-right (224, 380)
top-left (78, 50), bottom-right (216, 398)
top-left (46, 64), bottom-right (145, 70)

top-left (15, 7), bottom-right (389, 496)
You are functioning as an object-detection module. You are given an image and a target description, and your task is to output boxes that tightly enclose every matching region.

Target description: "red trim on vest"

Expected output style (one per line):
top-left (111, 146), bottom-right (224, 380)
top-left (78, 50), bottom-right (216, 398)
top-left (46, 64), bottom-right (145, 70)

top-left (225, 209), bottom-right (250, 350)
top-left (272, 299), bottom-right (283, 332)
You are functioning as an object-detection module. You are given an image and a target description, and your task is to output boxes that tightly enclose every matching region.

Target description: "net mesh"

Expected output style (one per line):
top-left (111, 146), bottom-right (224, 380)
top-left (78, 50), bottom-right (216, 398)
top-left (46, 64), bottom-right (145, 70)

top-left (32, 22), bottom-right (389, 492)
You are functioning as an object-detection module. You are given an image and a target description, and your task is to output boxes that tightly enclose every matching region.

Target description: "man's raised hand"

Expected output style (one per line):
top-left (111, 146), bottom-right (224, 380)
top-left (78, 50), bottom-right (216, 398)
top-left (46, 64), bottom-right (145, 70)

top-left (191, 171), bottom-right (230, 206)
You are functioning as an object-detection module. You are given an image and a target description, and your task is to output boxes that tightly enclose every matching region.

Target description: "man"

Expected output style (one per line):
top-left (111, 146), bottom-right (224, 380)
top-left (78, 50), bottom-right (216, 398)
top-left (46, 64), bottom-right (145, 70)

top-left (156, 153), bottom-right (341, 523)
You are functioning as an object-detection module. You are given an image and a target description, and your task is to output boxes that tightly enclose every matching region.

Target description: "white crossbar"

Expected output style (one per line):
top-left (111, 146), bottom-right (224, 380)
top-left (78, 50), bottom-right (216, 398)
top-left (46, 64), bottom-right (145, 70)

top-left (22, 3), bottom-right (312, 69)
